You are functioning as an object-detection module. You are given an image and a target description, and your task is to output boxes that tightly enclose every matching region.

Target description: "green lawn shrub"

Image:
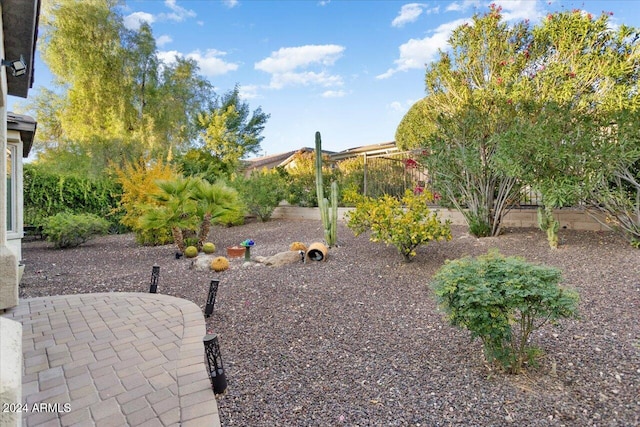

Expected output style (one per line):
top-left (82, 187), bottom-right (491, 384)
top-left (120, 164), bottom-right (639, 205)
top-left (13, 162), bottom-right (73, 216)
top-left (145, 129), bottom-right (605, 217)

top-left (113, 157), bottom-right (181, 245)
top-left (345, 189), bottom-right (452, 262)
top-left (430, 250), bottom-right (579, 374)
top-left (234, 169), bottom-right (286, 222)
top-left (24, 164), bottom-right (122, 230)
top-left (43, 212), bottom-right (110, 249)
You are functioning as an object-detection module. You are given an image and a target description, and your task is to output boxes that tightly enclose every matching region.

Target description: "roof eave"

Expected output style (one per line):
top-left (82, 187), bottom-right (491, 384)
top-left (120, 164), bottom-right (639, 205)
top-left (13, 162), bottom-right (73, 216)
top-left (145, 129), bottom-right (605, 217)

top-left (3, 0), bottom-right (40, 98)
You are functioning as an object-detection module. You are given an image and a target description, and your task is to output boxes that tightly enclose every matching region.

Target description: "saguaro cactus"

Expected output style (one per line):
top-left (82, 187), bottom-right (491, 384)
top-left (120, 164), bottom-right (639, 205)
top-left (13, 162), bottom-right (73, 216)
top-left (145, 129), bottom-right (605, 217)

top-left (315, 131), bottom-right (338, 246)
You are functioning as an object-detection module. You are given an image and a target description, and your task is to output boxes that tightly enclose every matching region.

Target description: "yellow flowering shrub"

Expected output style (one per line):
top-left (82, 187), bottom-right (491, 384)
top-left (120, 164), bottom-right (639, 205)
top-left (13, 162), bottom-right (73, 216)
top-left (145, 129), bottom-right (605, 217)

top-left (345, 189), bottom-right (452, 262)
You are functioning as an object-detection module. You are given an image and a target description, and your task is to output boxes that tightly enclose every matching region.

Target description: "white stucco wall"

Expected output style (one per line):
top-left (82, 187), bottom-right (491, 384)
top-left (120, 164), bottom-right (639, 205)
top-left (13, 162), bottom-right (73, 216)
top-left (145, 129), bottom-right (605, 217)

top-left (6, 130), bottom-right (24, 262)
top-left (0, 317), bottom-right (23, 426)
top-left (0, 1), bottom-right (21, 311)
top-left (0, 6), bottom-right (23, 425)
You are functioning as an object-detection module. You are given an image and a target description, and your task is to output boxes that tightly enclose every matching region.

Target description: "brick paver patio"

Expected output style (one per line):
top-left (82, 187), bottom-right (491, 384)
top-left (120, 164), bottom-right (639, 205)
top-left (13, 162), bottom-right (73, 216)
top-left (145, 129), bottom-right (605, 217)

top-left (1, 293), bottom-right (220, 426)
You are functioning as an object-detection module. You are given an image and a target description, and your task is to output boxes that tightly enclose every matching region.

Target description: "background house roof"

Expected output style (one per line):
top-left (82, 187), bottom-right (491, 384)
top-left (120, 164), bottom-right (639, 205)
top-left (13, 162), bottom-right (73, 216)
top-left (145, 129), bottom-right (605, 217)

top-left (329, 141), bottom-right (397, 161)
top-left (243, 147), bottom-right (336, 173)
top-left (7, 111), bottom-right (36, 157)
top-left (2, 0), bottom-right (40, 98)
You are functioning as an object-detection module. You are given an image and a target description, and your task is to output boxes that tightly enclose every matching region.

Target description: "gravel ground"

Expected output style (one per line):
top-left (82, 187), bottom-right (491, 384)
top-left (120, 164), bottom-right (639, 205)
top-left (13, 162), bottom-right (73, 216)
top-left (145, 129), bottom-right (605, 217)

top-left (19, 218), bottom-right (640, 426)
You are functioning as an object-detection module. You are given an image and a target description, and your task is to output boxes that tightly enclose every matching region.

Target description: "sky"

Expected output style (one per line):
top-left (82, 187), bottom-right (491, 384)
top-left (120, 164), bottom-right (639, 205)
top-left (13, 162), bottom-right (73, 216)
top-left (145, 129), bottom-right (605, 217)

top-left (9, 0), bottom-right (640, 157)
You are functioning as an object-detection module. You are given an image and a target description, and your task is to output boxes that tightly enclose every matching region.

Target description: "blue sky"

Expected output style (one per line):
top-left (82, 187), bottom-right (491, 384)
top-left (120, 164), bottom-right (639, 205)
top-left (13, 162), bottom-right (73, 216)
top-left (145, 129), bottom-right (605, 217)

top-left (10, 0), bottom-right (640, 157)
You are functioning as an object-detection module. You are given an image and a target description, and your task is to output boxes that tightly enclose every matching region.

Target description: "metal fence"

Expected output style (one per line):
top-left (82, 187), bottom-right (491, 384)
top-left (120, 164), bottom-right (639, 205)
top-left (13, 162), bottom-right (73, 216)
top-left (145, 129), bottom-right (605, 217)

top-left (358, 150), bottom-right (542, 208)
top-left (362, 151), bottom-right (427, 198)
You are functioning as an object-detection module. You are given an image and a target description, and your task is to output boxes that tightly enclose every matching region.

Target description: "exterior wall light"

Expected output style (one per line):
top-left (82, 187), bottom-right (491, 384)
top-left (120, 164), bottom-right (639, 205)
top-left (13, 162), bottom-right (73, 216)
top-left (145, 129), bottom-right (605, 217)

top-left (2, 55), bottom-right (27, 77)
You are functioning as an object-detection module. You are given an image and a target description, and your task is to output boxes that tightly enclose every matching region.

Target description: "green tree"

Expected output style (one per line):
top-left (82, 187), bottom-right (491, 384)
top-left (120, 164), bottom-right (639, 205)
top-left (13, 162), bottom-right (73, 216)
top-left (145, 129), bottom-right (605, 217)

top-left (493, 10), bottom-right (640, 247)
top-left (153, 57), bottom-right (214, 155)
top-left (197, 85), bottom-right (270, 169)
top-left (175, 149), bottom-right (234, 182)
top-left (34, 0), bottom-right (215, 177)
top-left (397, 5), bottom-right (528, 237)
top-left (397, 6), bottom-right (640, 242)
top-left (585, 111), bottom-right (640, 245)
top-left (26, 88), bottom-right (65, 154)
top-left (40, 0), bottom-right (132, 143)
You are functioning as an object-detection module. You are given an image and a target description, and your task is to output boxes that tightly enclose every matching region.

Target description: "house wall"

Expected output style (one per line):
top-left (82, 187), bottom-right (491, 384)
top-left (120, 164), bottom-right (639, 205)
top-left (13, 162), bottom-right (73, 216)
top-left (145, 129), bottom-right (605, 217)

top-left (0, 5), bottom-right (23, 426)
top-left (0, 2), bottom-right (21, 311)
top-left (0, 5), bottom-right (18, 309)
top-left (6, 130), bottom-right (24, 262)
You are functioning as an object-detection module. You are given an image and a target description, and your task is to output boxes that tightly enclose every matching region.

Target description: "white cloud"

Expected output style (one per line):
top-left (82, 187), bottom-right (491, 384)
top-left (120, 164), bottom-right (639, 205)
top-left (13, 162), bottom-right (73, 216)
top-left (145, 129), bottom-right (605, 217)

top-left (322, 90), bottom-right (346, 98)
top-left (446, 0), bottom-right (481, 12)
top-left (377, 18), bottom-right (469, 79)
top-left (255, 45), bottom-right (344, 73)
top-left (495, 0), bottom-right (545, 22)
top-left (123, 11), bottom-right (154, 30)
top-left (186, 49), bottom-right (239, 76)
top-left (270, 71), bottom-right (343, 90)
top-left (446, 0), bottom-right (544, 22)
top-left (223, 0), bottom-right (239, 8)
top-left (388, 101), bottom-right (404, 112)
top-left (157, 50), bottom-right (181, 64)
top-left (163, 0), bottom-right (197, 21)
top-left (156, 35), bottom-right (172, 47)
top-left (125, 1), bottom-right (196, 31)
top-left (255, 45), bottom-right (345, 89)
top-left (388, 99), bottom-right (417, 113)
top-left (392, 3), bottom-right (441, 28)
top-left (239, 85), bottom-right (260, 99)
top-left (392, 4), bottom-right (424, 27)
top-left (157, 49), bottom-right (239, 77)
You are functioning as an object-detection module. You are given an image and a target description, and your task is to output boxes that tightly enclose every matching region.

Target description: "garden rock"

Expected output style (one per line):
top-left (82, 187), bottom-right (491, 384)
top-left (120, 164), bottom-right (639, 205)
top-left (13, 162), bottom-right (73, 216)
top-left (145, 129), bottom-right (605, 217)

top-left (254, 250), bottom-right (301, 266)
top-left (191, 254), bottom-right (214, 271)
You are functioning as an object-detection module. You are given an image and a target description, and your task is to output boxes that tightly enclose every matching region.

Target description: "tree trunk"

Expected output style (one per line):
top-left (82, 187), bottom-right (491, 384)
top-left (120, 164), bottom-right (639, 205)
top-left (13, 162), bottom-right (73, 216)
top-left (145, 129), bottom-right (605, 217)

top-left (172, 226), bottom-right (186, 253)
top-left (197, 212), bottom-right (212, 251)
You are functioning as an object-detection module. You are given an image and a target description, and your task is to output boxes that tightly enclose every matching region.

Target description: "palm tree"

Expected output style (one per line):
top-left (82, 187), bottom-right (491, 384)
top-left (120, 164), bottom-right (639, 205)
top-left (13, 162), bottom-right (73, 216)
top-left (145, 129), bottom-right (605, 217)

top-left (139, 176), bottom-right (199, 253)
top-left (191, 178), bottom-right (243, 250)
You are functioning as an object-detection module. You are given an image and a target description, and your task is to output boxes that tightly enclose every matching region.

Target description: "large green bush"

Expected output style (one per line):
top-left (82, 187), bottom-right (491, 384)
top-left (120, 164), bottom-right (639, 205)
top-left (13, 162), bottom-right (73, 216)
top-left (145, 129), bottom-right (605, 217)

top-left (24, 164), bottom-right (122, 229)
top-left (43, 212), bottom-right (110, 248)
top-left (137, 176), bottom-right (244, 253)
top-left (281, 151), bottom-right (338, 207)
top-left (113, 157), bottom-right (180, 245)
top-left (345, 189), bottom-right (452, 262)
top-left (430, 250), bottom-right (579, 374)
top-left (234, 169), bottom-right (286, 222)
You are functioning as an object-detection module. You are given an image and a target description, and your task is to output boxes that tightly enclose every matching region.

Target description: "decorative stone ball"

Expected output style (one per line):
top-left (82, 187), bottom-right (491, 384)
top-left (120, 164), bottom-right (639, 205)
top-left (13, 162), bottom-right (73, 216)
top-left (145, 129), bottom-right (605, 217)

top-left (202, 242), bottom-right (216, 254)
top-left (289, 242), bottom-right (307, 252)
top-left (211, 256), bottom-right (230, 272)
top-left (184, 246), bottom-right (198, 258)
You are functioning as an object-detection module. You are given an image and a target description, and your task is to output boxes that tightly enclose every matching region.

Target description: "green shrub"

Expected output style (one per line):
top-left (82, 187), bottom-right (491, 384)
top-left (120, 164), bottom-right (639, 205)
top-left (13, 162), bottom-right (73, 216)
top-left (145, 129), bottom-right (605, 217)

top-left (281, 151), bottom-right (338, 207)
top-left (430, 250), bottom-right (579, 374)
top-left (43, 213), bottom-right (110, 249)
top-left (24, 164), bottom-right (122, 229)
top-left (345, 189), bottom-right (452, 262)
top-left (137, 176), bottom-right (244, 253)
top-left (113, 157), bottom-right (181, 245)
top-left (234, 169), bottom-right (285, 222)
